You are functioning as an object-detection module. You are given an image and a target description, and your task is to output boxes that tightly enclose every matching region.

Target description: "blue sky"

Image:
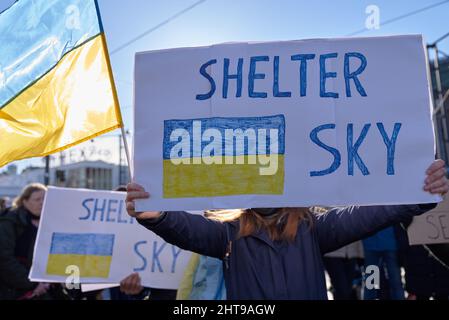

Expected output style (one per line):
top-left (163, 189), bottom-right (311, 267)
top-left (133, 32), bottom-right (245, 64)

top-left (99, 0), bottom-right (449, 131)
top-left (1, 0), bottom-right (449, 172)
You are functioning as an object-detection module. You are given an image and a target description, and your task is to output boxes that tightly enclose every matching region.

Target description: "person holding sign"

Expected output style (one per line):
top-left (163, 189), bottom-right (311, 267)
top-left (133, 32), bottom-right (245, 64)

top-left (125, 159), bottom-right (448, 300)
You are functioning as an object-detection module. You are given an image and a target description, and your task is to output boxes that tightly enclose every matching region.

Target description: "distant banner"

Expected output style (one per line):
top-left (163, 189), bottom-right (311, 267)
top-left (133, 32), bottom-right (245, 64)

top-left (134, 35), bottom-right (439, 211)
top-left (408, 197), bottom-right (449, 245)
top-left (30, 187), bottom-right (196, 289)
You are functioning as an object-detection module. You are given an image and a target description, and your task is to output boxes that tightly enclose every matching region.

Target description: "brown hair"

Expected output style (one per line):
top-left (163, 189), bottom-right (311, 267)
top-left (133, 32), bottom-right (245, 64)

top-left (205, 207), bottom-right (313, 242)
top-left (12, 183), bottom-right (47, 209)
top-left (205, 209), bottom-right (244, 222)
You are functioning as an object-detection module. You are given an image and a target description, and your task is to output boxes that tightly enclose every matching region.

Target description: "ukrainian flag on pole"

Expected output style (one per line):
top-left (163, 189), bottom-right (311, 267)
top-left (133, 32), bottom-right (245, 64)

top-left (0, 0), bottom-right (122, 168)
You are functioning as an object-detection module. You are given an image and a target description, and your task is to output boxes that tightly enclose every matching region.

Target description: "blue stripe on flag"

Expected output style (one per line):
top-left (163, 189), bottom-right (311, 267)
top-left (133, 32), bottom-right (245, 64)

top-left (0, 0), bottom-right (101, 108)
top-left (163, 114), bottom-right (286, 159)
top-left (50, 233), bottom-right (115, 256)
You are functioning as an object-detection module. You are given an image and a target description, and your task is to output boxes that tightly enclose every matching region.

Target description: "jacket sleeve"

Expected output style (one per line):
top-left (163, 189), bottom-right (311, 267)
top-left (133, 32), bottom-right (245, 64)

top-left (137, 212), bottom-right (228, 260)
top-left (315, 204), bottom-right (437, 254)
top-left (0, 219), bottom-right (36, 291)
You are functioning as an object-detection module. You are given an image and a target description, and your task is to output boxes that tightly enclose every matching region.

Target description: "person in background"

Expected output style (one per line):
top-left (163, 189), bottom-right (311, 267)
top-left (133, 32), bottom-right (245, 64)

top-left (0, 183), bottom-right (64, 300)
top-left (395, 218), bottom-right (449, 300)
top-left (404, 245), bottom-right (449, 300)
top-left (362, 225), bottom-right (405, 300)
top-left (323, 240), bottom-right (364, 300)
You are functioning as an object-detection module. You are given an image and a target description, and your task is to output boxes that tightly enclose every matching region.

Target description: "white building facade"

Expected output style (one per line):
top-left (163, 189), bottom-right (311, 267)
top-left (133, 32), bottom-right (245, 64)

top-left (0, 161), bottom-right (129, 199)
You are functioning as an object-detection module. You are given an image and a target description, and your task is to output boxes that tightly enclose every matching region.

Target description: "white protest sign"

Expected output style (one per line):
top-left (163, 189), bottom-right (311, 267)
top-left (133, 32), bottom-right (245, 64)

top-left (134, 35), bottom-right (439, 212)
top-left (30, 187), bottom-right (195, 289)
top-left (408, 198), bottom-right (449, 245)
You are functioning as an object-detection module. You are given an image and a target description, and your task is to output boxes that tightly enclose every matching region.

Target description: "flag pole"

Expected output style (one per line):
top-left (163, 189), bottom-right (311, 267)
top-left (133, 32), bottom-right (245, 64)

top-left (94, 1), bottom-right (132, 182)
top-left (120, 126), bottom-right (133, 182)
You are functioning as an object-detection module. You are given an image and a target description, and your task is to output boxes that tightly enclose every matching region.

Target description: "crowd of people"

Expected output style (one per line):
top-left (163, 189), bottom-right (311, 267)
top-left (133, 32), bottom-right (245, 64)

top-left (0, 160), bottom-right (449, 300)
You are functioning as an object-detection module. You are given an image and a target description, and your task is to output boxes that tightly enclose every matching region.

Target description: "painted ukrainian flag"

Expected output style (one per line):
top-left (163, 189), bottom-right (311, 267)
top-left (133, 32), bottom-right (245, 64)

top-left (46, 233), bottom-right (115, 278)
top-left (0, 0), bottom-right (122, 168)
top-left (163, 115), bottom-right (286, 198)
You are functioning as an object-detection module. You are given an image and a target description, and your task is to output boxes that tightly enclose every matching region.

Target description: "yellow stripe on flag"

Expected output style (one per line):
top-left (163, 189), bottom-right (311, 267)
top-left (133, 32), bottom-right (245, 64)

top-left (163, 155), bottom-right (285, 198)
top-left (0, 34), bottom-right (122, 168)
top-left (46, 254), bottom-right (112, 278)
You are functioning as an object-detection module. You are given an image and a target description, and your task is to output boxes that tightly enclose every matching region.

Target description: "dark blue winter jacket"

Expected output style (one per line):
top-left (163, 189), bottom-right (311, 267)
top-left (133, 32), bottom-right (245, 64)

top-left (138, 204), bottom-right (435, 300)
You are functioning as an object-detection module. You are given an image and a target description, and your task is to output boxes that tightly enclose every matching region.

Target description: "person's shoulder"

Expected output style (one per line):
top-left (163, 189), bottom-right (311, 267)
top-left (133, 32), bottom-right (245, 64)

top-left (206, 216), bottom-right (240, 232)
top-left (0, 209), bottom-right (19, 235)
top-left (0, 207), bottom-right (26, 225)
top-left (0, 207), bottom-right (15, 220)
top-left (224, 219), bottom-right (240, 228)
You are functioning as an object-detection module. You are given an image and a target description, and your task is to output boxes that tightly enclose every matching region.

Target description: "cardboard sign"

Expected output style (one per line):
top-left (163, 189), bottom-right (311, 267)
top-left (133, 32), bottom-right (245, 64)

top-left (408, 198), bottom-right (449, 245)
